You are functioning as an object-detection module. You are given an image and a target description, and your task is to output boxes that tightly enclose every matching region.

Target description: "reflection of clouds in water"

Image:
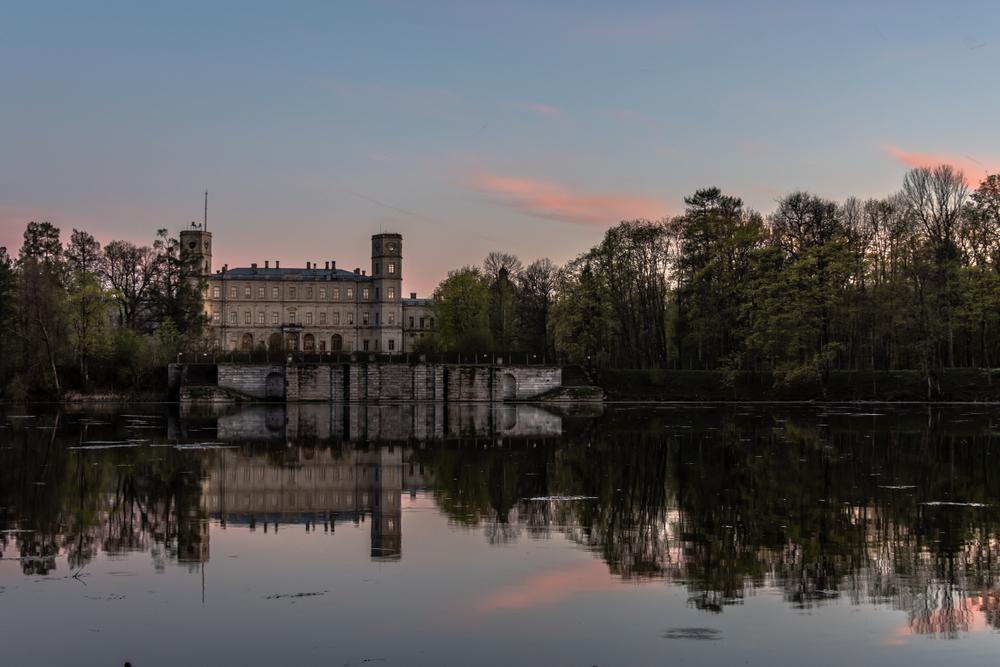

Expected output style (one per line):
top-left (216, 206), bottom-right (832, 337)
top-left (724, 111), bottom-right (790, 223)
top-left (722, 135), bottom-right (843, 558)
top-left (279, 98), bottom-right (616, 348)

top-left (884, 590), bottom-right (1000, 644)
top-left (7, 403), bottom-right (1000, 642)
top-left (428, 404), bottom-right (1000, 642)
top-left (471, 559), bottom-right (642, 613)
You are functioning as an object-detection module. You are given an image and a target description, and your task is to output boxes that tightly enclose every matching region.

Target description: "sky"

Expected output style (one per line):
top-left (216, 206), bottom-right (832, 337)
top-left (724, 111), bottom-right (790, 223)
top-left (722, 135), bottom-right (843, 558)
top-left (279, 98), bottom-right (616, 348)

top-left (2, 0), bottom-right (999, 294)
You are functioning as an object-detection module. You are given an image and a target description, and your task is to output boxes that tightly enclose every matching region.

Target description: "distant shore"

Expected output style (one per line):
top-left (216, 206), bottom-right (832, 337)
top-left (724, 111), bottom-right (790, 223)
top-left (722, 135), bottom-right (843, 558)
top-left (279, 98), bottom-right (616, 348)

top-left (598, 368), bottom-right (1000, 402)
top-left (7, 368), bottom-right (1000, 404)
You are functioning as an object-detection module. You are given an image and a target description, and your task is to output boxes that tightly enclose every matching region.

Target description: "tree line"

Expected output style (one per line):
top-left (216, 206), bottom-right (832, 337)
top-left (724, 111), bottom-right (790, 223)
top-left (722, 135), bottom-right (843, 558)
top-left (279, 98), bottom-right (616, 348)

top-left (5, 163), bottom-right (1000, 398)
top-left (0, 222), bottom-right (203, 398)
top-left (426, 165), bottom-right (1000, 391)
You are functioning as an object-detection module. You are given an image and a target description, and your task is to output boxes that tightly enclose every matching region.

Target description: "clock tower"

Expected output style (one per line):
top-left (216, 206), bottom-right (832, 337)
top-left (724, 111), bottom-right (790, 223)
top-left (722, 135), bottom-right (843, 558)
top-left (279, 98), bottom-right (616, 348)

top-left (371, 233), bottom-right (403, 353)
top-left (179, 223), bottom-right (212, 276)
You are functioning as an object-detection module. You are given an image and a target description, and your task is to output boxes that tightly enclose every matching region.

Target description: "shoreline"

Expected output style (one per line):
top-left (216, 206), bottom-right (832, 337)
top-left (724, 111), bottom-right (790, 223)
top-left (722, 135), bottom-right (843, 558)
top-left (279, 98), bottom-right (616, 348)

top-left (8, 397), bottom-right (1000, 407)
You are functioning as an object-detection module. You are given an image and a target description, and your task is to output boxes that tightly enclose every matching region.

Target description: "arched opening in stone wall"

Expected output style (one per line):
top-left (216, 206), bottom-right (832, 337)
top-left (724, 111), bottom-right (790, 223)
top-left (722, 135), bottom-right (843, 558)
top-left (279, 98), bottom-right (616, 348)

top-left (331, 334), bottom-right (343, 352)
top-left (268, 333), bottom-right (283, 351)
top-left (265, 372), bottom-right (285, 400)
top-left (285, 333), bottom-right (299, 351)
top-left (303, 333), bottom-right (315, 352)
top-left (241, 333), bottom-right (254, 352)
top-left (501, 373), bottom-right (517, 401)
top-left (499, 404), bottom-right (517, 430)
top-left (265, 405), bottom-right (285, 431)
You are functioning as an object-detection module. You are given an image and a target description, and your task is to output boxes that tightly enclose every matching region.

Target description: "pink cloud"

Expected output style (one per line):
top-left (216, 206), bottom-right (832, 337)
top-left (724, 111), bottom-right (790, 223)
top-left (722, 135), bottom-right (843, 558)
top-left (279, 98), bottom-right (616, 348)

top-left (466, 170), bottom-right (669, 226)
top-left (882, 144), bottom-right (997, 186)
top-left (472, 559), bottom-right (641, 612)
top-left (518, 102), bottom-right (563, 117)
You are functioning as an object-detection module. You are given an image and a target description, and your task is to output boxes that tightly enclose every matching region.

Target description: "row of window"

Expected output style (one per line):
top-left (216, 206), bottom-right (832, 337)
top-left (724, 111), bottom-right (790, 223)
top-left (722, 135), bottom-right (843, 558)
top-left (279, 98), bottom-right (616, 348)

top-left (228, 332), bottom-right (397, 353)
top-left (204, 492), bottom-right (378, 508)
top-left (211, 284), bottom-right (396, 301)
top-left (213, 310), bottom-right (404, 326)
top-left (363, 338), bottom-right (394, 352)
top-left (212, 464), bottom-right (391, 483)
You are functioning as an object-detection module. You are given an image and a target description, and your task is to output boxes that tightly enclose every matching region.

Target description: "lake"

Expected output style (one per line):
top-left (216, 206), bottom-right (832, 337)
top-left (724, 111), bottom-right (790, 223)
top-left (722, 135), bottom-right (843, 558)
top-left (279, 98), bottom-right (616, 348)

top-left (2, 402), bottom-right (1000, 666)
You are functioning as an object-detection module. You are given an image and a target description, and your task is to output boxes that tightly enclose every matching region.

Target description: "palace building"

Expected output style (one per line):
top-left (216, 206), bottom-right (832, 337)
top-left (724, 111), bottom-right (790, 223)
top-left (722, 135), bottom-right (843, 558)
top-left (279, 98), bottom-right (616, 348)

top-left (180, 224), bottom-right (434, 354)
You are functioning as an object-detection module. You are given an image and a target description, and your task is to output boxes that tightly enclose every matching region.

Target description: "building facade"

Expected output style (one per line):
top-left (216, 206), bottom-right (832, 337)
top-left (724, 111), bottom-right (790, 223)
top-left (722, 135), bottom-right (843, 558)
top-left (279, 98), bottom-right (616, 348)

top-left (180, 225), bottom-right (434, 354)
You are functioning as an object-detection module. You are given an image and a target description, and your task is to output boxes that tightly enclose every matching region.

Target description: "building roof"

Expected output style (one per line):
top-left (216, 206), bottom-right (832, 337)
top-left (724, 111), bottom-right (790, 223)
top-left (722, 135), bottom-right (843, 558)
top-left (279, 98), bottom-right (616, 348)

top-left (213, 267), bottom-right (373, 282)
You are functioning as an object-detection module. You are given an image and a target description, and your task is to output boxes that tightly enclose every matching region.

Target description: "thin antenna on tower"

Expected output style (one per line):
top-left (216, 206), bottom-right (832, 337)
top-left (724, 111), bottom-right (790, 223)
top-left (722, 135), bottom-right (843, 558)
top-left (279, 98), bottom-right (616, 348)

top-left (204, 190), bottom-right (208, 231)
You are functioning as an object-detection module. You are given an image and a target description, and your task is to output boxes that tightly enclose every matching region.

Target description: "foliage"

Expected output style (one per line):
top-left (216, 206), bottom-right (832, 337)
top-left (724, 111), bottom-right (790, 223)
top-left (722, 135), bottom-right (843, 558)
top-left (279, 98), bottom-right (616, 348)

top-left (419, 166), bottom-right (1000, 393)
top-left (7, 163), bottom-right (1000, 399)
top-left (551, 258), bottom-right (614, 366)
top-left (431, 266), bottom-right (492, 353)
top-left (0, 222), bottom-right (203, 398)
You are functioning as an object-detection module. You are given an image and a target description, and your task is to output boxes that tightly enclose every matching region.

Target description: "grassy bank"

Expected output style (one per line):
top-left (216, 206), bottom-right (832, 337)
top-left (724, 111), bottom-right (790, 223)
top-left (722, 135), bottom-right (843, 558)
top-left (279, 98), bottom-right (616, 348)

top-left (597, 368), bottom-right (1000, 402)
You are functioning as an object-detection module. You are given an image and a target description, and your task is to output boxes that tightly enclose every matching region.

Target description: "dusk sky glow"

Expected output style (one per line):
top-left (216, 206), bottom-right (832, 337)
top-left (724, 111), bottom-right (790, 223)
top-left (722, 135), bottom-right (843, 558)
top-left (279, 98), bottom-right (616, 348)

top-left (3, 0), bottom-right (999, 293)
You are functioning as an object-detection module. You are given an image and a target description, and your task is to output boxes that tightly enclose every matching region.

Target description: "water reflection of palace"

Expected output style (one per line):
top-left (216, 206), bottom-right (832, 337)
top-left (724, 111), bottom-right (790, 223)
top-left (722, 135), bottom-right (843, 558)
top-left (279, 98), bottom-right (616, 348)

top-left (200, 446), bottom-right (433, 560)
top-left (10, 404), bottom-right (1000, 642)
top-left (163, 403), bottom-right (576, 566)
top-left (176, 402), bottom-right (571, 443)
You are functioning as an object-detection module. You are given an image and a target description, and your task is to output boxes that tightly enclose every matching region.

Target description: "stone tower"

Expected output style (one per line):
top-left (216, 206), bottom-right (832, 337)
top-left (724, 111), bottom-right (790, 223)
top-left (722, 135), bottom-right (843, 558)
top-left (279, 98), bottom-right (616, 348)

top-left (179, 224), bottom-right (212, 276)
top-left (370, 446), bottom-right (402, 560)
top-left (371, 233), bottom-right (403, 353)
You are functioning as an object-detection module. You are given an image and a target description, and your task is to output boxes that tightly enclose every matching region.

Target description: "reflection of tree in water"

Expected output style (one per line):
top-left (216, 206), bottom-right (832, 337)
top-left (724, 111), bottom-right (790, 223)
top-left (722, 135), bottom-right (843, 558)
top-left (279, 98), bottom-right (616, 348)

top-left (553, 434), bottom-right (671, 579)
top-left (0, 411), bottom-right (207, 574)
top-left (7, 406), bottom-right (1000, 638)
top-left (424, 443), bottom-right (553, 545)
top-left (100, 458), bottom-right (206, 571)
top-left (423, 407), bottom-right (1000, 636)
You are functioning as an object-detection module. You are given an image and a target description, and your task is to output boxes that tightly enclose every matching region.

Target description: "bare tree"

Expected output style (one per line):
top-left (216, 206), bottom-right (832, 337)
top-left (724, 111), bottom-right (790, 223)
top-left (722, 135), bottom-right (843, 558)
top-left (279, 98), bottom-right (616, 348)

top-left (517, 258), bottom-right (559, 353)
top-left (900, 165), bottom-right (968, 252)
top-left (482, 252), bottom-right (524, 350)
top-left (769, 192), bottom-right (844, 258)
top-left (482, 251), bottom-right (523, 285)
top-left (591, 220), bottom-right (672, 368)
top-left (961, 174), bottom-right (1000, 266)
top-left (102, 240), bottom-right (158, 329)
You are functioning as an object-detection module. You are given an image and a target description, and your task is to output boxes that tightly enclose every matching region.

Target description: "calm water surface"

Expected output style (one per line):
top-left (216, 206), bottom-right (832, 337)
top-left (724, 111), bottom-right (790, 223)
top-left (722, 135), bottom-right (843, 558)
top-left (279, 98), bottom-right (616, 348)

top-left (3, 402), bottom-right (1000, 666)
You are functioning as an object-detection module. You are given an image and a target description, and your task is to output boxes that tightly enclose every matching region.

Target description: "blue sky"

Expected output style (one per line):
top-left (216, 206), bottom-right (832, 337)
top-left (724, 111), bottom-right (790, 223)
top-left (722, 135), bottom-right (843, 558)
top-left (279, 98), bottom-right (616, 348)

top-left (2, 0), bottom-right (998, 292)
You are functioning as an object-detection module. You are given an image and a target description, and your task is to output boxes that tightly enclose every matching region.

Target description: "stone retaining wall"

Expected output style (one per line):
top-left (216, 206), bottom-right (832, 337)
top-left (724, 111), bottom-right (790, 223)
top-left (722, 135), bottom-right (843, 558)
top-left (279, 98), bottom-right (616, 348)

top-left (175, 362), bottom-right (562, 402)
top-left (216, 363), bottom-right (286, 400)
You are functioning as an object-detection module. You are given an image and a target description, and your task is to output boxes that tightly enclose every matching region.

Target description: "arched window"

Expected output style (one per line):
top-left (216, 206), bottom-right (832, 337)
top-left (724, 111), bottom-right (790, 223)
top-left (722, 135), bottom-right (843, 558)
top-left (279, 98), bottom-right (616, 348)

top-left (502, 373), bottom-right (517, 401)
top-left (303, 333), bottom-right (316, 352)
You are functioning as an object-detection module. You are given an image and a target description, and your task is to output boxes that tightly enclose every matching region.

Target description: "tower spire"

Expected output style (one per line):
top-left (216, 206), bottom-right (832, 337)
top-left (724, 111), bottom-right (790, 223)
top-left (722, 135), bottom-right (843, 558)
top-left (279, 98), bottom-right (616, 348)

top-left (204, 190), bottom-right (208, 231)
